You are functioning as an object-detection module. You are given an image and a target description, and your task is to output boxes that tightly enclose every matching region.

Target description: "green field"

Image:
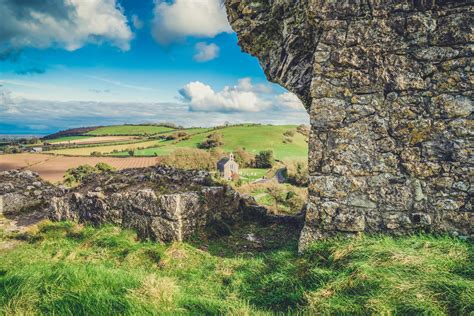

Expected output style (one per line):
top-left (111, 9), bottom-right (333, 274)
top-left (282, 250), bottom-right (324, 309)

top-left (87, 125), bottom-right (176, 136)
top-left (45, 136), bottom-right (91, 143)
top-left (117, 125), bottom-right (308, 160)
top-left (239, 168), bottom-right (269, 182)
top-left (47, 140), bottom-right (165, 156)
top-left (1, 220), bottom-right (472, 314)
top-left (41, 124), bottom-right (308, 160)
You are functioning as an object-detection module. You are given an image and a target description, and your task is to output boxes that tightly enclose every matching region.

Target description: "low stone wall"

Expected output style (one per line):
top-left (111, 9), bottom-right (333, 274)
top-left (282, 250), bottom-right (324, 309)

top-left (50, 185), bottom-right (242, 242)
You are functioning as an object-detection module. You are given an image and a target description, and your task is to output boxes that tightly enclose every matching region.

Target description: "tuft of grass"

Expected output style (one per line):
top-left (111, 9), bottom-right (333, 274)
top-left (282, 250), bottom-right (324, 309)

top-left (0, 221), bottom-right (472, 315)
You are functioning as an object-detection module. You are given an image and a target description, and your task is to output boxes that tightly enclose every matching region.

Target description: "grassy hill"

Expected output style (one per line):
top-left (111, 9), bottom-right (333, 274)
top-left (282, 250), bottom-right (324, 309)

top-left (45, 124), bottom-right (308, 161)
top-left (1, 220), bottom-right (472, 314)
top-left (86, 125), bottom-right (176, 136)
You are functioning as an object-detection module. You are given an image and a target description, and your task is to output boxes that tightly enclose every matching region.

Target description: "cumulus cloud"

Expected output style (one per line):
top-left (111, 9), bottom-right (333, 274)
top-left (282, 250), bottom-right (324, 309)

top-left (179, 78), bottom-right (304, 113)
top-left (193, 42), bottom-right (219, 62)
top-left (0, 0), bottom-right (133, 51)
top-left (179, 79), bottom-right (272, 113)
top-left (275, 92), bottom-right (305, 110)
top-left (152, 0), bottom-right (232, 44)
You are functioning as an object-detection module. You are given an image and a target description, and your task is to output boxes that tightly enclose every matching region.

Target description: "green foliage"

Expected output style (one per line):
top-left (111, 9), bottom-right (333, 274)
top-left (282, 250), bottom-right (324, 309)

top-left (255, 150), bottom-right (274, 168)
top-left (64, 163), bottom-right (115, 186)
top-left (198, 132), bottom-right (223, 149)
top-left (285, 160), bottom-right (309, 186)
top-left (0, 221), bottom-right (472, 315)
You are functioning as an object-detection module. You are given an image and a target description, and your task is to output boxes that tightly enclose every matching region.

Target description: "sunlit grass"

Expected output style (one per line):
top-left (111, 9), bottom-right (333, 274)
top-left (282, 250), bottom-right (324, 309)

top-left (0, 221), bottom-right (472, 315)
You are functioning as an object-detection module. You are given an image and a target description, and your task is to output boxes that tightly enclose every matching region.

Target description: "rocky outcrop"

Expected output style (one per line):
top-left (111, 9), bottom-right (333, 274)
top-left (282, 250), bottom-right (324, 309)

top-left (2, 167), bottom-right (265, 242)
top-left (226, 0), bottom-right (473, 250)
top-left (0, 170), bottom-right (63, 215)
top-left (49, 167), bottom-right (244, 242)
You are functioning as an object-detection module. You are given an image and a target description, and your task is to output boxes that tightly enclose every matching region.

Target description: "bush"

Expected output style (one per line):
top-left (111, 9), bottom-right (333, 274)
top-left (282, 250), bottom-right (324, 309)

top-left (285, 160), bottom-right (308, 186)
top-left (64, 165), bottom-right (98, 186)
top-left (128, 150), bottom-right (135, 157)
top-left (296, 124), bottom-right (310, 137)
top-left (63, 163), bottom-right (115, 186)
top-left (95, 162), bottom-right (115, 172)
top-left (233, 147), bottom-right (255, 168)
top-left (255, 150), bottom-right (274, 168)
top-left (283, 130), bottom-right (295, 137)
top-left (90, 151), bottom-right (102, 157)
top-left (198, 133), bottom-right (223, 149)
top-left (157, 148), bottom-right (216, 170)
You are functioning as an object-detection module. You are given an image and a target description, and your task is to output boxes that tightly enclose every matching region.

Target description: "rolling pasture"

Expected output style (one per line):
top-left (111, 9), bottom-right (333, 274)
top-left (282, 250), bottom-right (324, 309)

top-left (86, 125), bottom-right (175, 136)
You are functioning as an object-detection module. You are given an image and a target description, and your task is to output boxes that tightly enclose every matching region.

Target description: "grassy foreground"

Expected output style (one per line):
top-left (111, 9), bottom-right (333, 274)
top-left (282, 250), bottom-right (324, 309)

top-left (0, 221), bottom-right (472, 315)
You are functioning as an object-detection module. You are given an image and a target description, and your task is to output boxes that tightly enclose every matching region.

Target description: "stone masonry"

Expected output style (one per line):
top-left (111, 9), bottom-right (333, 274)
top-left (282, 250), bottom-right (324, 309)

top-left (226, 0), bottom-right (473, 250)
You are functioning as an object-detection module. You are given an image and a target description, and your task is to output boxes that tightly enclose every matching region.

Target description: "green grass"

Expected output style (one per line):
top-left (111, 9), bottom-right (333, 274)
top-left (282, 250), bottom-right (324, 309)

top-left (117, 124), bottom-right (308, 160)
top-left (45, 136), bottom-right (91, 143)
top-left (1, 221), bottom-right (472, 315)
top-left (239, 168), bottom-right (269, 183)
top-left (87, 125), bottom-right (176, 136)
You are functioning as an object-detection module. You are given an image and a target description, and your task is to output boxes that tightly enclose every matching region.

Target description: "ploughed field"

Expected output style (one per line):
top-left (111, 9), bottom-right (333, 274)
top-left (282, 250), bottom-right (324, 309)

top-left (0, 153), bottom-right (158, 183)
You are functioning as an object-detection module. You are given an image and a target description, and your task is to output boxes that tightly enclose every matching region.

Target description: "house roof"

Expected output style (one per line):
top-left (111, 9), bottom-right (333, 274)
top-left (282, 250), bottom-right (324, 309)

top-left (217, 157), bottom-right (229, 170)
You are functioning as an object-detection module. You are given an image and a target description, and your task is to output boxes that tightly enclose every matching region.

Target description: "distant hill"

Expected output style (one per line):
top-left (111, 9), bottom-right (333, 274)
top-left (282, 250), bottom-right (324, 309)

top-left (45, 123), bottom-right (309, 161)
top-left (42, 126), bottom-right (100, 140)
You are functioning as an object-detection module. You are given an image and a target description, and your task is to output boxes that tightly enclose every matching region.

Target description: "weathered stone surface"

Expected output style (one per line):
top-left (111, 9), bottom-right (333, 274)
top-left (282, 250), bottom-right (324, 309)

top-left (48, 166), bottom-right (244, 242)
top-left (226, 0), bottom-right (473, 250)
top-left (0, 170), bottom-right (62, 214)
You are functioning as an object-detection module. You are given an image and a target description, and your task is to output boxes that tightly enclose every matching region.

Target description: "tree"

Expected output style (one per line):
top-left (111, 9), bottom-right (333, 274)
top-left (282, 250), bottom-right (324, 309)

top-left (255, 150), bottom-right (274, 168)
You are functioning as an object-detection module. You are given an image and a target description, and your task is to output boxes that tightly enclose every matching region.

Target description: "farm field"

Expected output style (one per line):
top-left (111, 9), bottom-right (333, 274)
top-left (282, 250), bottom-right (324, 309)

top-left (116, 125), bottom-right (308, 161)
top-left (0, 154), bottom-right (158, 183)
top-left (45, 139), bottom-right (165, 156)
top-left (45, 136), bottom-right (91, 143)
top-left (41, 124), bottom-right (308, 161)
top-left (46, 136), bottom-right (136, 145)
top-left (86, 125), bottom-right (175, 136)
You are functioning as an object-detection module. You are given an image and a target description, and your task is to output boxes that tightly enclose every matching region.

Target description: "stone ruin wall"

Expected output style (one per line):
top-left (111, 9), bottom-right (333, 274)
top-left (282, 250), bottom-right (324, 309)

top-left (226, 0), bottom-right (473, 250)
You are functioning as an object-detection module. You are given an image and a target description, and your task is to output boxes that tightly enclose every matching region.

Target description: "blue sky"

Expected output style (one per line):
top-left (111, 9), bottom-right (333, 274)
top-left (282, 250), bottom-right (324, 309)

top-left (0, 0), bottom-right (307, 135)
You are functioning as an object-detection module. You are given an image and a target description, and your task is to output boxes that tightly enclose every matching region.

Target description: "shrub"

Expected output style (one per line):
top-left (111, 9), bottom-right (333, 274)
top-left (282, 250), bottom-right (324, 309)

top-left (63, 163), bottom-right (115, 186)
top-left (255, 150), bottom-right (274, 168)
top-left (157, 148), bottom-right (216, 170)
top-left (283, 130), bottom-right (295, 137)
top-left (296, 124), bottom-right (310, 137)
top-left (198, 133), bottom-right (223, 149)
top-left (128, 150), bottom-right (135, 157)
top-left (95, 162), bottom-right (115, 172)
top-left (90, 151), bottom-right (102, 157)
top-left (285, 160), bottom-right (308, 186)
top-left (64, 165), bottom-right (99, 186)
top-left (233, 147), bottom-right (255, 168)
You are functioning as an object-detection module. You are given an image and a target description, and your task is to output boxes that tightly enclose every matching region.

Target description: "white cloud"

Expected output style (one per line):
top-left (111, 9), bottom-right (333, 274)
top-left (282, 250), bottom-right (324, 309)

top-left (275, 92), bottom-right (305, 110)
top-left (180, 80), bottom-right (271, 113)
top-left (0, 0), bottom-right (133, 51)
top-left (0, 86), bottom-right (309, 133)
top-left (152, 0), bottom-right (232, 44)
top-left (132, 14), bottom-right (144, 30)
top-left (193, 42), bottom-right (220, 62)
